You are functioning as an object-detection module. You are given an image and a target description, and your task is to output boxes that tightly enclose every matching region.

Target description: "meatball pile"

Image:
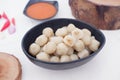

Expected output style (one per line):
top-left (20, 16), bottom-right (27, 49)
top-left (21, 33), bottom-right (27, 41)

top-left (29, 24), bottom-right (100, 62)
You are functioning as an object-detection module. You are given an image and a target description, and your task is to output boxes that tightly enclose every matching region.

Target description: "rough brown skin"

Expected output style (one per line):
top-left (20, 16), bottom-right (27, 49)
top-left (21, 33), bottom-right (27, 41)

top-left (69, 0), bottom-right (120, 30)
top-left (0, 52), bottom-right (22, 80)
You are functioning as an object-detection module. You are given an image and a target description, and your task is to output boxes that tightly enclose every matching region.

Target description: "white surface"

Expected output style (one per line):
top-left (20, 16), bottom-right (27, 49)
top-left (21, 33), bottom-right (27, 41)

top-left (0, 0), bottom-right (120, 80)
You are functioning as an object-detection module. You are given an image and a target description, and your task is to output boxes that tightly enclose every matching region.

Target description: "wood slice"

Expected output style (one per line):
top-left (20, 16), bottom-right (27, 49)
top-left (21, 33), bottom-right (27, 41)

top-left (0, 52), bottom-right (22, 80)
top-left (69, 0), bottom-right (120, 30)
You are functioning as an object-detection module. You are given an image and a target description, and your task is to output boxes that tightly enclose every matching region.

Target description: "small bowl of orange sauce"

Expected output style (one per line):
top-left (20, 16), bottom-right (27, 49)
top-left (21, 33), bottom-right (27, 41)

top-left (23, 0), bottom-right (58, 20)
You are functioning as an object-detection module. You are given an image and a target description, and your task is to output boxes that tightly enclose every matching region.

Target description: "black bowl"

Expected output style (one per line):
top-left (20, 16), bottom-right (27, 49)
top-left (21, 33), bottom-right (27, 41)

top-left (22, 18), bottom-right (105, 70)
top-left (23, 0), bottom-right (58, 20)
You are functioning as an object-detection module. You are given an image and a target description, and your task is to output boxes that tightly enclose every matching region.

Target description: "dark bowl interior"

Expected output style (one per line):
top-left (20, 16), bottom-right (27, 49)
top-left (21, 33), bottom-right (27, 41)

top-left (23, 0), bottom-right (58, 20)
top-left (22, 18), bottom-right (106, 70)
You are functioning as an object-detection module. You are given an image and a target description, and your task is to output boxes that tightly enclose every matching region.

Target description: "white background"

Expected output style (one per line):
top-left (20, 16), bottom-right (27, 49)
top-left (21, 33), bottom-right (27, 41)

top-left (0, 0), bottom-right (120, 80)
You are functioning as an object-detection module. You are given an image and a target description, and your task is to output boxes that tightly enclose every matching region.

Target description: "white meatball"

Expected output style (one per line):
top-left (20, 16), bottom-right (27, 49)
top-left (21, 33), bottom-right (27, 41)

top-left (35, 35), bottom-right (48, 46)
top-left (89, 38), bottom-right (100, 51)
top-left (85, 47), bottom-right (92, 53)
top-left (63, 35), bottom-right (75, 47)
top-left (70, 54), bottom-right (79, 61)
top-left (82, 28), bottom-right (91, 36)
top-left (91, 36), bottom-right (95, 39)
top-left (56, 43), bottom-right (69, 56)
top-left (29, 43), bottom-right (40, 56)
top-left (72, 28), bottom-right (83, 40)
top-left (43, 42), bottom-right (56, 54)
top-left (55, 27), bottom-right (68, 37)
top-left (73, 40), bottom-right (85, 52)
top-left (67, 47), bottom-right (74, 55)
top-left (40, 46), bottom-right (44, 52)
top-left (78, 49), bottom-right (90, 59)
top-left (50, 36), bottom-right (63, 44)
top-left (42, 27), bottom-right (54, 37)
top-left (67, 23), bottom-right (76, 33)
top-left (50, 56), bottom-right (60, 62)
top-left (60, 55), bottom-right (71, 62)
top-left (36, 52), bottom-right (50, 62)
top-left (82, 35), bottom-right (91, 46)
top-left (42, 45), bottom-right (46, 52)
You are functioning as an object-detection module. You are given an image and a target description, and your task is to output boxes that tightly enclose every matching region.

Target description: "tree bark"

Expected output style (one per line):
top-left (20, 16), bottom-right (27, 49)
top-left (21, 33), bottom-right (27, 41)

top-left (0, 52), bottom-right (22, 80)
top-left (69, 0), bottom-right (120, 30)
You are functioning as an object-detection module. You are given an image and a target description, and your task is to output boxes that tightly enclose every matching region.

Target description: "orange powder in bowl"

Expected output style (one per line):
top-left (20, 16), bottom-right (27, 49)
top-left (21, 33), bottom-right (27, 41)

top-left (26, 2), bottom-right (57, 20)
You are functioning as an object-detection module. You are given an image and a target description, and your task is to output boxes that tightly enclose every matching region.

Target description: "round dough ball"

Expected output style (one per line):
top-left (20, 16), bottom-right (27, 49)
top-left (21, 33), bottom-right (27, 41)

top-left (60, 55), bottom-right (71, 62)
top-left (82, 35), bottom-right (91, 46)
top-left (56, 43), bottom-right (69, 56)
top-left (29, 43), bottom-right (40, 56)
top-left (40, 46), bottom-right (45, 52)
top-left (70, 54), bottom-right (79, 61)
top-left (73, 40), bottom-right (85, 52)
top-left (55, 27), bottom-right (68, 37)
top-left (50, 56), bottom-right (60, 62)
top-left (42, 45), bottom-right (46, 52)
top-left (91, 36), bottom-right (95, 39)
top-left (78, 49), bottom-right (90, 59)
top-left (72, 28), bottom-right (83, 40)
top-left (42, 27), bottom-right (54, 37)
top-left (67, 23), bottom-right (76, 33)
top-left (44, 42), bottom-right (56, 54)
top-left (50, 36), bottom-right (63, 44)
top-left (35, 35), bottom-right (48, 46)
top-left (63, 35), bottom-right (76, 47)
top-left (36, 52), bottom-right (50, 62)
top-left (89, 38), bottom-right (100, 51)
top-left (67, 47), bottom-right (74, 55)
top-left (82, 28), bottom-right (91, 36)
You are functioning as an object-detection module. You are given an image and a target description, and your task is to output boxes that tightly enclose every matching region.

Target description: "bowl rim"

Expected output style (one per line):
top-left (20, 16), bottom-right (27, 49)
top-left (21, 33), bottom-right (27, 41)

top-left (22, 18), bottom-right (106, 65)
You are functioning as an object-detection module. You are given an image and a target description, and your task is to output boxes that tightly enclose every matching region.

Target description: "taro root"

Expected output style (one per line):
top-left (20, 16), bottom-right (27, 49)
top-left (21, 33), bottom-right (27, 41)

top-left (69, 0), bottom-right (120, 30)
top-left (0, 52), bottom-right (22, 80)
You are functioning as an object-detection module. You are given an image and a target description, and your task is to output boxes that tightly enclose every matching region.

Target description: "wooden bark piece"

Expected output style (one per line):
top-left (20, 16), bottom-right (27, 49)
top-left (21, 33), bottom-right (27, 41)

top-left (69, 0), bottom-right (120, 30)
top-left (0, 52), bottom-right (22, 80)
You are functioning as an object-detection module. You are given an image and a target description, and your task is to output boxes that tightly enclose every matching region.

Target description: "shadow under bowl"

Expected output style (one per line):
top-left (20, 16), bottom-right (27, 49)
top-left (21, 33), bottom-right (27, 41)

top-left (22, 18), bottom-right (106, 70)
